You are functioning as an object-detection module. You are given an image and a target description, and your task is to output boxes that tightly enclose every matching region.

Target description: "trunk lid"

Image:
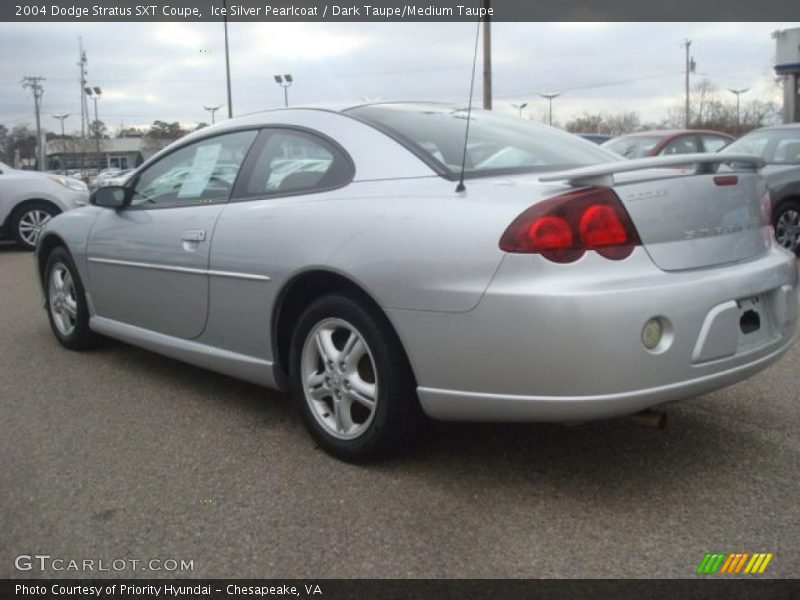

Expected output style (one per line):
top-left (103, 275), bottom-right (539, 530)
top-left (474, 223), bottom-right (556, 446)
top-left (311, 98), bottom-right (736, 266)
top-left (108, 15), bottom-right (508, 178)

top-left (612, 169), bottom-right (769, 271)
top-left (538, 154), bottom-right (770, 272)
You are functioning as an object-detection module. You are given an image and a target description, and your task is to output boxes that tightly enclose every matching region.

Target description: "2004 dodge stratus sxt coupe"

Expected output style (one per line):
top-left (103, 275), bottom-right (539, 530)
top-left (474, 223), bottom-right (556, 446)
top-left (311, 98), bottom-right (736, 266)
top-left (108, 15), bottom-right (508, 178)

top-left (36, 103), bottom-right (798, 461)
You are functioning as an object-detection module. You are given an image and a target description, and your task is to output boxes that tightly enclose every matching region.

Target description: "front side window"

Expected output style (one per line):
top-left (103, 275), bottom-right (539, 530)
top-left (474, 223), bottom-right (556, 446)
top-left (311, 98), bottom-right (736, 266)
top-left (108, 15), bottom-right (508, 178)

top-left (237, 129), bottom-right (352, 198)
top-left (130, 130), bottom-right (257, 207)
top-left (348, 103), bottom-right (615, 178)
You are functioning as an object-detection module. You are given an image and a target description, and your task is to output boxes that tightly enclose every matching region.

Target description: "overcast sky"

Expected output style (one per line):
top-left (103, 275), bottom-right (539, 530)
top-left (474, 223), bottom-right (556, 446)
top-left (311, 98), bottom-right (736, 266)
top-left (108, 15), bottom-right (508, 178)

top-left (0, 21), bottom-right (797, 133)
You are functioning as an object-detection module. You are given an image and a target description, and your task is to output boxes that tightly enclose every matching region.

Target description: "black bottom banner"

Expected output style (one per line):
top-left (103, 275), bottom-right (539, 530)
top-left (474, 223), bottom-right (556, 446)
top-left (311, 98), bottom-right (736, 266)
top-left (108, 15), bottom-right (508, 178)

top-left (4, 579), bottom-right (800, 600)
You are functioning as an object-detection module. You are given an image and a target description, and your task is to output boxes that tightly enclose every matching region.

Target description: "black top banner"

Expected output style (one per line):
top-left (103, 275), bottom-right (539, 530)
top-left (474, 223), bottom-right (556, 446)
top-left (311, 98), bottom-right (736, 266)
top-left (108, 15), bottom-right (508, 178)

top-left (3, 0), bottom-right (800, 22)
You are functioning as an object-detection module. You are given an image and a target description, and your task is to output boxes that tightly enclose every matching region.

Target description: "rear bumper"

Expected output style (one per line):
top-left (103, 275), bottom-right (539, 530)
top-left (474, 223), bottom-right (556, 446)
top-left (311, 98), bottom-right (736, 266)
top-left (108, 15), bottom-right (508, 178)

top-left (417, 335), bottom-right (794, 421)
top-left (388, 246), bottom-right (798, 422)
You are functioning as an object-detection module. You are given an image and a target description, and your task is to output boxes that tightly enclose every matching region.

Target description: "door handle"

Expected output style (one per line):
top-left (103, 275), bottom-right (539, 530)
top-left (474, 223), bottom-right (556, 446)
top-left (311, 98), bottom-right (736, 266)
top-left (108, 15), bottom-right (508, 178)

top-left (181, 230), bottom-right (206, 242)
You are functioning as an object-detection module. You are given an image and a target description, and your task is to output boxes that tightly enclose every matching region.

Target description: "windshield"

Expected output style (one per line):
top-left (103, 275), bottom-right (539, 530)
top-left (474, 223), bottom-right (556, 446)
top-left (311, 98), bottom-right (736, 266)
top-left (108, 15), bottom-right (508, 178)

top-left (722, 129), bottom-right (800, 165)
top-left (346, 103), bottom-right (616, 178)
top-left (602, 135), bottom-right (663, 159)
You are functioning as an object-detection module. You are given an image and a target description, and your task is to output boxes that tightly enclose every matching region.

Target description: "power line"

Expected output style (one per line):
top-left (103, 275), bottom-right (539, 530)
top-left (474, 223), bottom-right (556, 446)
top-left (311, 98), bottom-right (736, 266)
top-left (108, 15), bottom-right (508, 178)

top-left (494, 71), bottom-right (684, 100)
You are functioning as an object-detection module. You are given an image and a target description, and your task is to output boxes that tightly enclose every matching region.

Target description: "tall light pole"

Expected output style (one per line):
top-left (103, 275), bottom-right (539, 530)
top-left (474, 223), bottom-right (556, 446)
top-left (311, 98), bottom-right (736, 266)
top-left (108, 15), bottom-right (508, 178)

top-left (539, 92), bottom-right (561, 126)
top-left (85, 86), bottom-right (102, 165)
top-left (203, 104), bottom-right (222, 124)
top-left (274, 74), bottom-right (293, 107)
top-left (727, 88), bottom-right (749, 136)
top-left (22, 76), bottom-right (45, 170)
top-left (52, 113), bottom-right (69, 157)
top-left (222, 0), bottom-right (233, 118)
top-left (510, 102), bottom-right (528, 118)
top-left (683, 39), bottom-right (696, 128)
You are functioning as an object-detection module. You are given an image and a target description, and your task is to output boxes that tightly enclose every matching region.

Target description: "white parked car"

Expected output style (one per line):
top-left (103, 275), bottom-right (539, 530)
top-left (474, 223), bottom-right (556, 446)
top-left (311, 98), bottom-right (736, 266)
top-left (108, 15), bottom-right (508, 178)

top-left (101, 169), bottom-right (135, 187)
top-left (0, 161), bottom-right (89, 249)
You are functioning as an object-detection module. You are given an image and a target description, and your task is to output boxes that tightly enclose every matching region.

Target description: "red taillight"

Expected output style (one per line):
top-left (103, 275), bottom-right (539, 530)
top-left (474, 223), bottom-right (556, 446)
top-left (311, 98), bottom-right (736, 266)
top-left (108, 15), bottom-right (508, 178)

top-left (529, 216), bottom-right (573, 250)
top-left (761, 190), bottom-right (772, 227)
top-left (499, 186), bottom-right (641, 263)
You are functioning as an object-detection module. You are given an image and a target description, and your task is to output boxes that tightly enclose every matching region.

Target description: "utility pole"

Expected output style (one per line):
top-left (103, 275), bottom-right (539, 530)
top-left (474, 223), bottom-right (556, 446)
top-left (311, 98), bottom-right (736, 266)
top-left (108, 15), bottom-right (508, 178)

top-left (22, 76), bottom-right (46, 171)
top-left (78, 38), bottom-right (88, 141)
top-left (481, 0), bottom-right (492, 109)
top-left (223, 0), bottom-right (233, 118)
top-left (203, 105), bottom-right (222, 124)
top-left (683, 39), bottom-right (695, 128)
top-left (727, 88), bottom-right (749, 136)
top-left (85, 87), bottom-right (102, 165)
top-left (52, 113), bottom-right (69, 155)
top-left (77, 38), bottom-right (89, 172)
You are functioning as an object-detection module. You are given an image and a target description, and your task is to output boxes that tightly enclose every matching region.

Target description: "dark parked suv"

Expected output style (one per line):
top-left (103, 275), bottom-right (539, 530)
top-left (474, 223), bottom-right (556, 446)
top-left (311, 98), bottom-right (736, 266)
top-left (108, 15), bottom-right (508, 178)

top-left (721, 124), bottom-right (800, 254)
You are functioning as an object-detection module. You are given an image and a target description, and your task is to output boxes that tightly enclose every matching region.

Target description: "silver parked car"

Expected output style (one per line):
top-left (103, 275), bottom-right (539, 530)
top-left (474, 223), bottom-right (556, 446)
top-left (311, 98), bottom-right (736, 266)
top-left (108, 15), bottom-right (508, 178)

top-left (35, 103), bottom-right (798, 461)
top-left (0, 161), bottom-right (89, 249)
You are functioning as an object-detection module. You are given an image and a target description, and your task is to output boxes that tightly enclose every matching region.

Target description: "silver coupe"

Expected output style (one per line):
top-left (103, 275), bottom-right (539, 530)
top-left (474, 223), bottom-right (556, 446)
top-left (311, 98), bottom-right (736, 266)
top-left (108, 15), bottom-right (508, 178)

top-left (36, 103), bottom-right (798, 461)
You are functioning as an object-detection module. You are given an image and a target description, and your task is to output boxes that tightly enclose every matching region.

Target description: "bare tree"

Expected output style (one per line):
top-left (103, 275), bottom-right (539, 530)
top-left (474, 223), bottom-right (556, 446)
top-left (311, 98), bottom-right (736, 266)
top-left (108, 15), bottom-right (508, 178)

top-left (565, 111), bottom-right (641, 136)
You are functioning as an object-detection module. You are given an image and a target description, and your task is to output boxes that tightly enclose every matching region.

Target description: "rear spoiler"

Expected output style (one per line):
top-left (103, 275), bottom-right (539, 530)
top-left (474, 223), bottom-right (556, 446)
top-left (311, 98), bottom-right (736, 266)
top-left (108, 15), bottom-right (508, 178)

top-left (539, 153), bottom-right (765, 187)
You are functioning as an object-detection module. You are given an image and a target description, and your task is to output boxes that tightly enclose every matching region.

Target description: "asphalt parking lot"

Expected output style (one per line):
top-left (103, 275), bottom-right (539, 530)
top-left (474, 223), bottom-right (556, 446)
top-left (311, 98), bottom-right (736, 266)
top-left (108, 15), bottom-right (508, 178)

top-left (1, 243), bottom-right (799, 579)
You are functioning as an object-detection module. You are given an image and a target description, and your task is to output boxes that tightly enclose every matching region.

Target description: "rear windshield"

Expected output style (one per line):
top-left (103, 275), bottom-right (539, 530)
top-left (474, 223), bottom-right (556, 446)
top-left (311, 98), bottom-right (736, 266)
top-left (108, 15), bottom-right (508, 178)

top-left (602, 135), bottom-right (663, 159)
top-left (347, 103), bottom-right (615, 178)
top-left (722, 129), bottom-right (800, 165)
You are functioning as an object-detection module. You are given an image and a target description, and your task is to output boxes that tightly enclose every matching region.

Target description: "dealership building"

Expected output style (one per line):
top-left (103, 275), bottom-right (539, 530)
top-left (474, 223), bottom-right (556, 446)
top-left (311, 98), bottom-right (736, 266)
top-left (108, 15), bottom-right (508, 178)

top-left (45, 137), bottom-right (146, 171)
top-left (775, 27), bottom-right (800, 123)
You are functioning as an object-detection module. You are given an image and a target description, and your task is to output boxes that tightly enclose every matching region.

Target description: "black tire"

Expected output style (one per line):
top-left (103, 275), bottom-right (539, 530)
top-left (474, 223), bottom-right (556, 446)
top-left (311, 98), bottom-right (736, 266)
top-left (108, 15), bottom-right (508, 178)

top-left (289, 293), bottom-right (422, 462)
top-left (43, 246), bottom-right (97, 350)
top-left (772, 199), bottom-right (800, 256)
top-left (12, 201), bottom-right (60, 250)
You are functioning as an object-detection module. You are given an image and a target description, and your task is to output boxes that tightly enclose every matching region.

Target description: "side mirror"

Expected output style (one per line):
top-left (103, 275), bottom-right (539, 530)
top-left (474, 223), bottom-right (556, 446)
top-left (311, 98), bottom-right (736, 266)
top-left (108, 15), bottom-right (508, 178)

top-left (90, 185), bottom-right (129, 208)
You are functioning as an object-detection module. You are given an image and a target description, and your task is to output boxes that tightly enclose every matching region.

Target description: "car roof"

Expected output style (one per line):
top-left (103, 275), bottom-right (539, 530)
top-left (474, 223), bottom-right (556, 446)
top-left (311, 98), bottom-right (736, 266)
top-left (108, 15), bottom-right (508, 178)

top-left (750, 123), bottom-right (800, 132)
top-left (617, 129), bottom-right (733, 137)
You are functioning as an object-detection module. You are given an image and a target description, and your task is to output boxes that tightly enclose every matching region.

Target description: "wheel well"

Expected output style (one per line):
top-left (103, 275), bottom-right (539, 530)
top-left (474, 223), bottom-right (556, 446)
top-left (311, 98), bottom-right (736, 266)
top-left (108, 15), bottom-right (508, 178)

top-left (36, 233), bottom-right (67, 284)
top-left (774, 195), bottom-right (800, 218)
top-left (10, 198), bottom-right (62, 224)
top-left (271, 270), bottom-right (410, 389)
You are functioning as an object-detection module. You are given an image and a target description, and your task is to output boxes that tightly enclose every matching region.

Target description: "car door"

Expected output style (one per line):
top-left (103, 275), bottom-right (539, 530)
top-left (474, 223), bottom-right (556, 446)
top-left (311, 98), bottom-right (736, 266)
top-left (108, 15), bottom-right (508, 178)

top-left (86, 129), bottom-right (258, 339)
top-left (200, 127), bottom-right (355, 358)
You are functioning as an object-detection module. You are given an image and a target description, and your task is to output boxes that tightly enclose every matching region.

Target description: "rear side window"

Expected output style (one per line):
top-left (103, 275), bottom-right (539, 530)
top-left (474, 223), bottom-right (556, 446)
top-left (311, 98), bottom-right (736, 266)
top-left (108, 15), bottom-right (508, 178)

top-left (602, 135), bottom-right (663, 158)
top-left (347, 103), bottom-right (615, 178)
top-left (661, 135), bottom-right (699, 155)
top-left (701, 135), bottom-right (730, 152)
top-left (234, 129), bottom-right (353, 199)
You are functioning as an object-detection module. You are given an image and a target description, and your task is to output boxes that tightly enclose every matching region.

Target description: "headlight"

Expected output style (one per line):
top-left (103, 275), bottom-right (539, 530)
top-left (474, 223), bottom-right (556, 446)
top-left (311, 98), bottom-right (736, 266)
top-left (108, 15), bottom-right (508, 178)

top-left (49, 175), bottom-right (88, 193)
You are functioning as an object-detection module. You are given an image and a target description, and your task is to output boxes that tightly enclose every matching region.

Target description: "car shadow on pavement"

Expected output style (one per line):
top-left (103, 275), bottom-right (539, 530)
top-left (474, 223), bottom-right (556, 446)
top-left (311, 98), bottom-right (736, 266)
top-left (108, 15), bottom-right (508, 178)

top-left (0, 242), bottom-right (30, 253)
top-left (88, 333), bottom-right (760, 502)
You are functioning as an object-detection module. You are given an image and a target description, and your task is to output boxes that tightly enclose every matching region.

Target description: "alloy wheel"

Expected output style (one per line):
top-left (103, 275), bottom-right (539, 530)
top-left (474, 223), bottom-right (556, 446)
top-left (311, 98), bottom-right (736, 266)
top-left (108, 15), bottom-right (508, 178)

top-left (18, 208), bottom-right (53, 247)
top-left (775, 208), bottom-right (800, 253)
top-left (300, 318), bottom-right (378, 440)
top-left (48, 263), bottom-right (78, 337)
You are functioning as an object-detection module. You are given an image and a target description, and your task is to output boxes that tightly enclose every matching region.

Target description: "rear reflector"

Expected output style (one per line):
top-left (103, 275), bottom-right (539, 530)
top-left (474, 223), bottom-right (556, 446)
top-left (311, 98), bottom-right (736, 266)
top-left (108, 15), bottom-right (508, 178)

top-left (713, 175), bottom-right (739, 186)
top-left (499, 186), bottom-right (641, 263)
